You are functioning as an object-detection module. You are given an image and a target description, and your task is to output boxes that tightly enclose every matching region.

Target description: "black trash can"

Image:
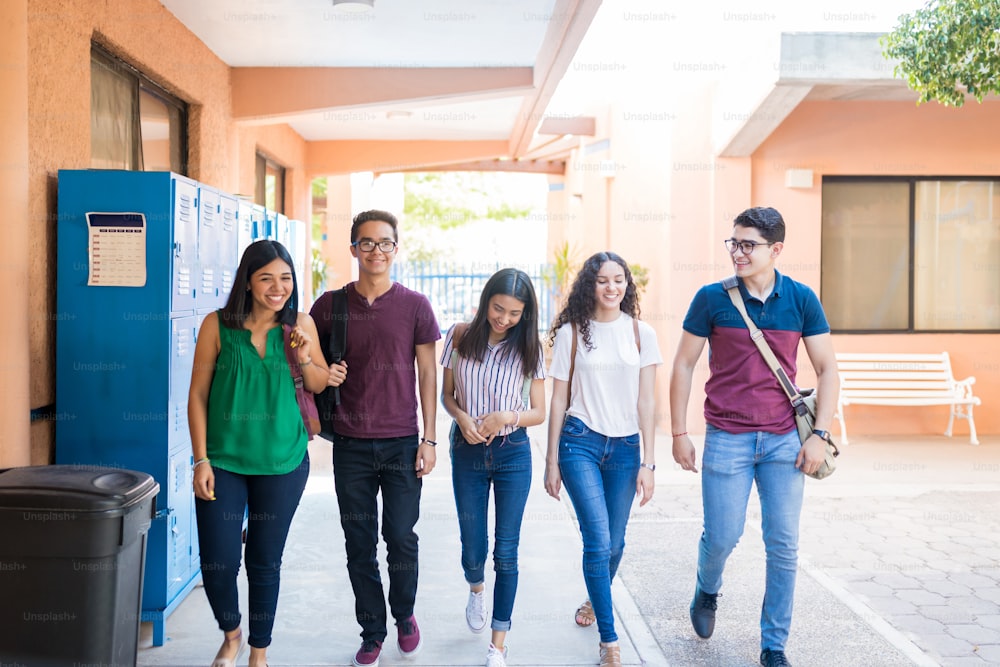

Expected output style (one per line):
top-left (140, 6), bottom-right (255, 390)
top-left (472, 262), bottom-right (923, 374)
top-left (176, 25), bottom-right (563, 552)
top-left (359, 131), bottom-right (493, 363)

top-left (0, 465), bottom-right (159, 667)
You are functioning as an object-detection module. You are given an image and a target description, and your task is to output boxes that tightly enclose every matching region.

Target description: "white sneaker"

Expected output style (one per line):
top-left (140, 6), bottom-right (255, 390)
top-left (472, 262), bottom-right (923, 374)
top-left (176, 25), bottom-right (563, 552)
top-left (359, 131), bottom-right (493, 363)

top-left (466, 589), bottom-right (489, 634)
top-left (485, 643), bottom-right (507, 667)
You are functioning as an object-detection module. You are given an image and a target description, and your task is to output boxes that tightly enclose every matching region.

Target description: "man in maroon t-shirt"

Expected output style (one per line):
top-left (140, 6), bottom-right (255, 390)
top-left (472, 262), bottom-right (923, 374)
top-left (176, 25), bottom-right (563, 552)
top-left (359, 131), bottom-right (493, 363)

top-left (311, 210), bottom-right (440, 667)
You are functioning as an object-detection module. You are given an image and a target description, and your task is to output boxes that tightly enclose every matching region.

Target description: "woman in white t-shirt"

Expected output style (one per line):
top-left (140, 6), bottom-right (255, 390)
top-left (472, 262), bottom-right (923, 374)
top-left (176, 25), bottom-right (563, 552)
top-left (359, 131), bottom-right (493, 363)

top-left (544, 252), bottom-right (662, 667)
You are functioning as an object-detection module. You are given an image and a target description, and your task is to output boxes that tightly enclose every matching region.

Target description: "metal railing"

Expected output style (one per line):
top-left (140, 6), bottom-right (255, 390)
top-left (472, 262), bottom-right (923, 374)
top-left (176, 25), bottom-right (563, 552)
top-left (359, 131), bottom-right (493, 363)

top-left (391, 261), bottom-right (558, 334)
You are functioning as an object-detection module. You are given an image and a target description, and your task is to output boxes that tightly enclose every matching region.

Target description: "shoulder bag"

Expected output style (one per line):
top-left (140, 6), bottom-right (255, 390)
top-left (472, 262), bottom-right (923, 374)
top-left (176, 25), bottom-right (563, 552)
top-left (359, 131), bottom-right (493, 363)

top-left (721, 276), bottom-right (838, 480)
top-left (282, 324), bottom-right (321, 440)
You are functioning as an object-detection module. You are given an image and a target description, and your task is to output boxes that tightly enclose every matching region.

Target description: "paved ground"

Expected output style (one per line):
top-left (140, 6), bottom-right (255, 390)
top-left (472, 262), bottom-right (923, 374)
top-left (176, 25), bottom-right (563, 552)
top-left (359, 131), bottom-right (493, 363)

top-left (135, 413), bottom-right (1000, 666)
top-left (619, 433), bottom-right (1000, 667)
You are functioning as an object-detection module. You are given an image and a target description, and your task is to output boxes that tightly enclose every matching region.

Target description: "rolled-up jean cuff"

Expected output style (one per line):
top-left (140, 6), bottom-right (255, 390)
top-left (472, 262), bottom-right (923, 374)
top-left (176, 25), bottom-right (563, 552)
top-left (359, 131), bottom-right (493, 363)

top-left (491, 618), bottom-right (512, 632)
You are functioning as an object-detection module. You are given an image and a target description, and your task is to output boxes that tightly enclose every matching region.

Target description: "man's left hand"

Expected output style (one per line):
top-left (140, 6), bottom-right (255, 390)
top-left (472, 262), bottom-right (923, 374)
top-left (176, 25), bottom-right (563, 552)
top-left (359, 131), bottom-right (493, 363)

top-left (416, 441), bottom-right (437, 477)
top-left (795, 434), bottom-right (828, 476)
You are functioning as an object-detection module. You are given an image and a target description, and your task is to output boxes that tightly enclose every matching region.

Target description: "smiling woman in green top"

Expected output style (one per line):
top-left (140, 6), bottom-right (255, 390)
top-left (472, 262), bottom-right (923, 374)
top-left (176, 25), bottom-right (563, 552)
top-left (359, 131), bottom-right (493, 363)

top-left (188, 240), bottom-right (329, 667)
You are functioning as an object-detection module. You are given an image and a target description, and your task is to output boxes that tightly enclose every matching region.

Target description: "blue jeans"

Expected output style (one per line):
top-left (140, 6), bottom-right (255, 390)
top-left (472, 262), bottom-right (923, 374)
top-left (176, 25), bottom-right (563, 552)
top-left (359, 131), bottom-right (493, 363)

top-left (195, 452), bottom-right (309, 649)
top-left (558, 415), bottom-right (639, 643)
top-left (332, 433), bottom-right (422, 643)
top-left (450, 424), bottom-right (532, 632)
top-left (698, 424), bottom-right (804, 652)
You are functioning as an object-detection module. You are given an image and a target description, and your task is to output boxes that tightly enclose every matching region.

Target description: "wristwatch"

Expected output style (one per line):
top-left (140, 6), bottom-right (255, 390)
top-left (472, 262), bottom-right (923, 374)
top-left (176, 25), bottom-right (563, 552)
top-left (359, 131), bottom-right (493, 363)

top-left (640, 463), bottom-right (656, 471)
top-left (812, 429), bottom-right (831, 441)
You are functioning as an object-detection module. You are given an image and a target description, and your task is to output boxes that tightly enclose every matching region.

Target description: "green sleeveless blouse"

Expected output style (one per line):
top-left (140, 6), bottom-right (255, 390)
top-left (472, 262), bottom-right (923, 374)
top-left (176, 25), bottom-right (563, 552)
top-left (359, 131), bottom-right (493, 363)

top-left (206, 312), bottom-right (307, 475)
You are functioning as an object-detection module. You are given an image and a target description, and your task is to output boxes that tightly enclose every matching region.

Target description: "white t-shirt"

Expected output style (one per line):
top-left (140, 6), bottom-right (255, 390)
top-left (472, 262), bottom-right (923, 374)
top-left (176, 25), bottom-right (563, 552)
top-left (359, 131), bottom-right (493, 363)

top-left (549, 312), bottom-right (663, 437)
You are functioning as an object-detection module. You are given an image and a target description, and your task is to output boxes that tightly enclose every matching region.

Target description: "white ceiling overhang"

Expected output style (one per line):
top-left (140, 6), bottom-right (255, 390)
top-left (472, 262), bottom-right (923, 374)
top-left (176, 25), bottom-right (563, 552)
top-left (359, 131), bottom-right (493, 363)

top-left (160, 0), bottom-right (604, 173)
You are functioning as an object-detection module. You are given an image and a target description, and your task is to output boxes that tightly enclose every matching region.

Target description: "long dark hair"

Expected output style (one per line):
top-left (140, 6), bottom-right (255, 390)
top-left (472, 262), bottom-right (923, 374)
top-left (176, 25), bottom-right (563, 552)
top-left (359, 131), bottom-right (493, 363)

top-left (219, 240), bottom-right (299, 329)
top-left (456, 268), bottom-right (541, 376)
top-left (548, 251), bottom-right (639, 350)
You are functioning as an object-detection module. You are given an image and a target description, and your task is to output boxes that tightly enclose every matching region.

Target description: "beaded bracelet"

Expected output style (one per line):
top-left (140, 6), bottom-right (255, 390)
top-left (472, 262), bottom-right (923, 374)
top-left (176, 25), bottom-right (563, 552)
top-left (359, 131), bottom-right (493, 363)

top-left (671, 432), bottom-right (688, 438)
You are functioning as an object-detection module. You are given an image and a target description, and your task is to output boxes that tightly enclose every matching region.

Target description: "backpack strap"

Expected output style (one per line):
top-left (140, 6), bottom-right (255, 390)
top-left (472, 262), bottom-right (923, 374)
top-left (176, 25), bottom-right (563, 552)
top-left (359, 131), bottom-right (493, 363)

top-left (449, 322), bottom-right (469, 368)
top-left (566, 317), bottom-right (641, 409)
top-left (327, 285), bottom-right (348, 407)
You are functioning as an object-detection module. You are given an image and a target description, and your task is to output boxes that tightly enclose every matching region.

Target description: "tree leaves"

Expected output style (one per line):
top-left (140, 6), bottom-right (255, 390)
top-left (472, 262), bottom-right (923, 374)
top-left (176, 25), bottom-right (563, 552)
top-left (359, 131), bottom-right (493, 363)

top-left (882, 0), bottom-right (1000, 106)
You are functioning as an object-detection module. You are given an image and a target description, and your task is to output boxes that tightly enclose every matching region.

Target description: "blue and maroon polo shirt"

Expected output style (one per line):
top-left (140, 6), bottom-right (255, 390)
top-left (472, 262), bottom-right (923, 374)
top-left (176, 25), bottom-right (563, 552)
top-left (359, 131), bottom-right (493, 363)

top-left (682, 270), bottom-right (830, 434)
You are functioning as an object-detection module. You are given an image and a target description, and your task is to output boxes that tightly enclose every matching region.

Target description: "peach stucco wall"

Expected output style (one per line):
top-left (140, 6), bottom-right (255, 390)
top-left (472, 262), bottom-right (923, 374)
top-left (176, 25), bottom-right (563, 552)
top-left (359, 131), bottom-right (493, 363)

top-left (750, 99), bottom-right (1000, 440)
top-left (545, 93), bottom-right (1000, 442)
top-left (0, 1), bottom-right (31, 467)
top-left (21, 0), bottom-right (309, 463)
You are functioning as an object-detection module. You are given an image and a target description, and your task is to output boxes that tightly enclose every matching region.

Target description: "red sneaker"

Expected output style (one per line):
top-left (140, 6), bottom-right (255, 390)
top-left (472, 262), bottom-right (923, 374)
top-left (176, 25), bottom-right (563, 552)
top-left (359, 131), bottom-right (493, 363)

top-left (353, 639), bottom-right (382, 667)
top-left (396, 615), bottom-right (422, 656)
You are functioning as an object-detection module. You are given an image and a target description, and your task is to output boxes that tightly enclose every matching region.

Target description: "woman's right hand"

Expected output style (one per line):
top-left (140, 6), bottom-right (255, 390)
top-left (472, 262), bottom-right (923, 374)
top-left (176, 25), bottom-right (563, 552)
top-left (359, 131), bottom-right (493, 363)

top-left (193, 464), bottom-right (216, 501)
top-left (544, 459), bottom-right (562, 500)
top-left (457, 413), bottom-right (487, 444)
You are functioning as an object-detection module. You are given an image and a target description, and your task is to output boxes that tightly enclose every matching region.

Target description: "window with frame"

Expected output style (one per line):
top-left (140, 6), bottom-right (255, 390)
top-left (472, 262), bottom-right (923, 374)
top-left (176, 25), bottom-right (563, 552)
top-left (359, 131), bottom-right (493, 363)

top-left (821, 177), bottom-right (1000, 332)
top-left (90, 45), bottom-right (187, 174)
top-left (255, 153), bottom-right (285, 213)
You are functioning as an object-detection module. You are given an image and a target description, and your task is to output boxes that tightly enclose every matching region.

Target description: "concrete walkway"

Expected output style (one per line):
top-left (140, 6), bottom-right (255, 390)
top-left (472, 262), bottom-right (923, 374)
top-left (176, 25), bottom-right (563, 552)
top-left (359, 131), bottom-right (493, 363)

top-left (137, 417), bottom-right (1000, 666)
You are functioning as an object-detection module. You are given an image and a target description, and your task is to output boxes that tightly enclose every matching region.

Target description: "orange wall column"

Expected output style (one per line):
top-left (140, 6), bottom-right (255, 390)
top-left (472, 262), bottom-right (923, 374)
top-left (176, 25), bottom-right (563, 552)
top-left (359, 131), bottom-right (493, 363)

top-left (0, 0), bottom-right (31, 467)
top-left (323, 175), bottom-right (356, 289)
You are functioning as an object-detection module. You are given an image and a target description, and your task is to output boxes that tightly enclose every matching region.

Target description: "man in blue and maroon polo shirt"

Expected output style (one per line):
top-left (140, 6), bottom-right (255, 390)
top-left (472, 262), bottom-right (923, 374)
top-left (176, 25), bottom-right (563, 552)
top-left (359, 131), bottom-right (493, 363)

top-left (669, 206), bottom-right (839, 667)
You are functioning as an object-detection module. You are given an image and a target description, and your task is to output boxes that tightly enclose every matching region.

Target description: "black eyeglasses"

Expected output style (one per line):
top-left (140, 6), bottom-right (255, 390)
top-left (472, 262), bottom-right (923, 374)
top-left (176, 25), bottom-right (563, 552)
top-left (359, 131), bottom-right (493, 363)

top-left (352, 239), bottom-right (397, 253)
top-left (724, 238), bottom-right (774, 255)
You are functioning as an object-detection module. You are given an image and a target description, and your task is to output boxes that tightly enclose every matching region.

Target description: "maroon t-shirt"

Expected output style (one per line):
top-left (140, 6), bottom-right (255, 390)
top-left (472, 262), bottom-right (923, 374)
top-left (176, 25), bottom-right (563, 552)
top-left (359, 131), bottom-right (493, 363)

top-left (311, 282), bottom-right (440, 439)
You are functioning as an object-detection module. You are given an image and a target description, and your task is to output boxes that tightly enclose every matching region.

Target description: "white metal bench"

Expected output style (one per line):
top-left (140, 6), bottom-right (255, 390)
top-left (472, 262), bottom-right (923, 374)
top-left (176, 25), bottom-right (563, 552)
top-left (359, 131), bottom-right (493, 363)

top-left (835, 352), bottom-right (981, 445)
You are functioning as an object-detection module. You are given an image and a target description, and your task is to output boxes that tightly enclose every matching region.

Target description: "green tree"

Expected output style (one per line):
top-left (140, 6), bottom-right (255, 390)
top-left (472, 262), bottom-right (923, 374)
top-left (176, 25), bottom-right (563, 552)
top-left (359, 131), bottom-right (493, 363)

top-left (401, 172), bottom-right (535, 262)
top-left (882, 0), bottom-right (1000, 106)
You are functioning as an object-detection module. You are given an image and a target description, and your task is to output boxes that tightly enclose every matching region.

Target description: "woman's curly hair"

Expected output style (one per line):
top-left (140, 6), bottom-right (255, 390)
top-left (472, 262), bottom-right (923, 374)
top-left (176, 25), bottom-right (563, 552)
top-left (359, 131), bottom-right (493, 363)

top-left (548, 251), bottom-right (640, 350)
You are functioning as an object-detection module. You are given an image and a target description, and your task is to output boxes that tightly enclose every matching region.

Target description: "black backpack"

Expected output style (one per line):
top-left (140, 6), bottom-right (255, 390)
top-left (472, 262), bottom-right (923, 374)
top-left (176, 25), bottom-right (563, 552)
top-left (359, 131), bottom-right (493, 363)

top-left (315, 286), bottom-right (348, 440)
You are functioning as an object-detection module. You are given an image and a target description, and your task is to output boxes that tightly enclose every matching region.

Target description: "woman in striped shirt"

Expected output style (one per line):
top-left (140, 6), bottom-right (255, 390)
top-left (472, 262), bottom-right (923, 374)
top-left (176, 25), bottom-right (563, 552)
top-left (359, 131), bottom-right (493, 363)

top-left (440, 268), bottom-right (546, 667)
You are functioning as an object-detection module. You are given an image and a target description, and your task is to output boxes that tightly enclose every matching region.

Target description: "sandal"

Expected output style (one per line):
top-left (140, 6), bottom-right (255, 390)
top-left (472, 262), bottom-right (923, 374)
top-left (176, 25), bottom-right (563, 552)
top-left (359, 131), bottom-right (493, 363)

top-left (211, 629), bottom-right (246, 667)
top-left (574, 599), bottom-right (596, 627)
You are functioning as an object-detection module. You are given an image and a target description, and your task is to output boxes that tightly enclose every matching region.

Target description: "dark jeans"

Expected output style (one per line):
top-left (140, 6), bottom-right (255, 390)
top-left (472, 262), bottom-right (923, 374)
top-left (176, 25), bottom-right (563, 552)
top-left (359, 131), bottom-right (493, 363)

top-left (332, 433), bottom-right (422, 643)
top-left (195, 452), bottom-right (309, 649)
top-left (450, 424), bottom-right (532, 632)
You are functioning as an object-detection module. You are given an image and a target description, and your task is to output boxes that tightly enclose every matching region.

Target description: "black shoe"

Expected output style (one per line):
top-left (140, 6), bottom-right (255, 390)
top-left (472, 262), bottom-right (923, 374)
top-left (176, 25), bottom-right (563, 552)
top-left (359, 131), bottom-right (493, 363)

top-left (689, 587), bottom-right (719, 639)
top-left (760, 649), bottom-right (791, 667)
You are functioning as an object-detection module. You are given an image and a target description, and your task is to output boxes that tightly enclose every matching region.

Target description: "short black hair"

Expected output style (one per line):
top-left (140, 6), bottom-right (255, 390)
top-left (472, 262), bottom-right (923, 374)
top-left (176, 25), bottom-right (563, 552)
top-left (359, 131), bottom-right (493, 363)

top-left (734, 206), bottom-right (785, 243)
top-left (350, 210), bottom-right (399, 243)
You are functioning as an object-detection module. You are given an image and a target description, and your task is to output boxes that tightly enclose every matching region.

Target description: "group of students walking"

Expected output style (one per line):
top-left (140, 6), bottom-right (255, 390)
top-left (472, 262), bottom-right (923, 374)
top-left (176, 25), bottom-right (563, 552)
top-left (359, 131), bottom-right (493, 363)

top-left (187, 206), bottom-right (837, 667)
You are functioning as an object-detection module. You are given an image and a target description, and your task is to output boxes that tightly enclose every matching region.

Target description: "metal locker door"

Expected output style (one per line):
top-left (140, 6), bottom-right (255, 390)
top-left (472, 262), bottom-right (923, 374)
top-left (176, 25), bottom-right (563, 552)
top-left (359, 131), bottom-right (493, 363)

top-left (237, 199), bottom-right (255, 259)
top-left (171, 176), bottom-right (200, 314)
top-left (220, 193), bottom-right (240, 305)
top-left (198, 186), bottom-right (222, 310)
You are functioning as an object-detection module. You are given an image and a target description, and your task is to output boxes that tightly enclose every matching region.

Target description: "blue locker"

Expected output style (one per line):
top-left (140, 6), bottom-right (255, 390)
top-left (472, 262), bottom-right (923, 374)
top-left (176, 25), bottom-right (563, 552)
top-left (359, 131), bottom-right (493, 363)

top-left (56, 170), bottom-right (213, 647)
top-left (288, 218), bottom-right (308, 307)
top-left (219, 192), bottom-right (239, 305)
top-left (264, 208), bottom-right (279, 240)
top-left (275, 212), bottom-right (291, 248)
top-left (236, 199), bottom-right (255, 262)
top-left (251, 203), bottom-right (267, 241)
top-left (198, 185), bottom-right (223, 310)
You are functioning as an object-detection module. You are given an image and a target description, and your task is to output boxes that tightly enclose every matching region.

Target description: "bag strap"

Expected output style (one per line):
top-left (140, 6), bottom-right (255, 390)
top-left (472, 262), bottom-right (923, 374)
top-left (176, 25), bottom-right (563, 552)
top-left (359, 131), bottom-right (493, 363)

top-left (326, 286), bottom-right (348, 406)
top-left (722, 277), bottom-right (809, 417)
top-left (328, 286), bottom-right (348, 363)
top-left (450, 322), bottom-right (469, 366)
top-left (281, 324), bottom-right (304, 390)
top-left (565, 316), bottom-right (642, 408)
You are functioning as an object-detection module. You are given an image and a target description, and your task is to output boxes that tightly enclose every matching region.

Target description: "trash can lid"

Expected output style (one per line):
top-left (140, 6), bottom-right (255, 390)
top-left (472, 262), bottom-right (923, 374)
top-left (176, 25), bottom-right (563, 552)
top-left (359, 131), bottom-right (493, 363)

top-left (0, 465), bottom-right (158, 512)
